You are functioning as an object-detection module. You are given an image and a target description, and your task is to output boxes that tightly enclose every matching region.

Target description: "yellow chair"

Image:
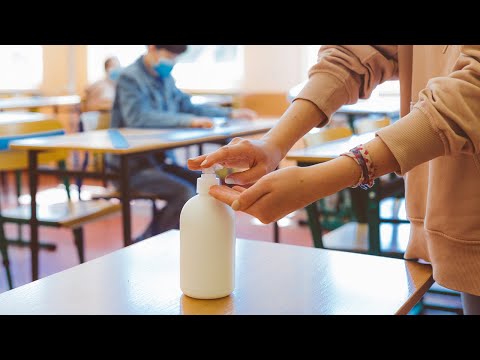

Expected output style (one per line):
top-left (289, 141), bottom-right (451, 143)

top-left (0, 118), bottom-right (121, 289)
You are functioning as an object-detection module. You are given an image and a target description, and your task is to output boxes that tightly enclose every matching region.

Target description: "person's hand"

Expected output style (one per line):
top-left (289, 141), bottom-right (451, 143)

top-left (208, 166), bottom-right (323, 224)
top-left (231, 108), bottom-right (258, 120)
top-left (191, 117), bottom-right (214, 128)
top-left (187, 137), bottom-right (283, 186)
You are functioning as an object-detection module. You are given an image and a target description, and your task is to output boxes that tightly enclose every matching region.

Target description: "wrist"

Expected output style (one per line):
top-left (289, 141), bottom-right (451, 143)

top-left (310, 156), bottom-right (362, 196)
top-left (262, 135), bottom-right (288, 164)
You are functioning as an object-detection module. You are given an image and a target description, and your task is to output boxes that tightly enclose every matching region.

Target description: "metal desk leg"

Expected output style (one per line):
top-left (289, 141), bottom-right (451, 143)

top-left (297, 161), bottom-right (324, 248)
top-left (366, 181), bottom-right (381, 256)
top-left (119, 155), bottom-right (132, 247)
top-left (28, 150), bottom-right (40, 281)
top-left (305, 201), bottom-right (324, 248)
top-left (0, 211), bottom-right (13, 289)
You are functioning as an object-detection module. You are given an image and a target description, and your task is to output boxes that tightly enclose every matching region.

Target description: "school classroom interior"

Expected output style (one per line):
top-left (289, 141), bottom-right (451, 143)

top-left (0, 45), bottom-right (462, 315)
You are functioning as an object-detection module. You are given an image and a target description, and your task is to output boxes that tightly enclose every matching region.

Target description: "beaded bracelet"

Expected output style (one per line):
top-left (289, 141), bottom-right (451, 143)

top-left (340, 144), bottom-right (375, 190)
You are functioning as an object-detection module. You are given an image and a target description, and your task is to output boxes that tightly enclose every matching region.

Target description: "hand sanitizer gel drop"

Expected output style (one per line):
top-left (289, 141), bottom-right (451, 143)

top-left (180, 167), bottom-right (236, 299)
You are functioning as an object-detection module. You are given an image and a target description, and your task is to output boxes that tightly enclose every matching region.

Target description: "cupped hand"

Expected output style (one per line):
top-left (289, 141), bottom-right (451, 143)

top-left (208, 166), bottom-right (322, 224)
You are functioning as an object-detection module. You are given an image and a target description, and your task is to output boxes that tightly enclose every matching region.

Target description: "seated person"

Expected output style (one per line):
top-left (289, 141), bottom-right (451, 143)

top-left (109, 45), bottom-right (257, 240)
top-left (84, 56), bottom-right (122, 112)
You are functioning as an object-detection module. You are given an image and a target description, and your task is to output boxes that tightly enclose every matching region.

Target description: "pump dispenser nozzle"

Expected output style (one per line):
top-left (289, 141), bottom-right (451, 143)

top-left (197, 166), bottom-right (220, 194)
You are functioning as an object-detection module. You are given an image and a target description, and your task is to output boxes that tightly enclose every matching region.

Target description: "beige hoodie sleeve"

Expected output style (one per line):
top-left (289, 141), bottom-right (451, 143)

top-left (377, 45), bottom-right (480, 174)
top-left (294, 45), bottom-right (399, 126)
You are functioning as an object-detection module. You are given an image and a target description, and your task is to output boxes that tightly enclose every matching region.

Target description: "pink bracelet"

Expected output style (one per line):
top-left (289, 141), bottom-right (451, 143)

top-left (340, 144), bottom-right (375, 190)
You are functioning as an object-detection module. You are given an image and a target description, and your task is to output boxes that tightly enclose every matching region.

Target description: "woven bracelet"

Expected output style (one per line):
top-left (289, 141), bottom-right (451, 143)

top-left (340, 144), bottom-right (375, 190)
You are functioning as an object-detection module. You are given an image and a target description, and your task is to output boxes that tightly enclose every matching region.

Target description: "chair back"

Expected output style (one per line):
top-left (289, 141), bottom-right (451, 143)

top-left (0, 118), bottom-right (67, 171)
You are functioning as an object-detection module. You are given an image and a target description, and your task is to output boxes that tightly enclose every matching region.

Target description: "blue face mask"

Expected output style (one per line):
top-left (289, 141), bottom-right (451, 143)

top-left (153, 59), bottom-right (175, 78)
top-left (108, 67), bottom-right (122, 81)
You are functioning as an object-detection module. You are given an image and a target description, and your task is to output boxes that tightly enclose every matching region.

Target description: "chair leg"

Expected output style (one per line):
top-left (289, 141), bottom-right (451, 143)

top-left (0, 221), bottom-right (14, 289)
top-left (73, 227), bottom-right (85, 263)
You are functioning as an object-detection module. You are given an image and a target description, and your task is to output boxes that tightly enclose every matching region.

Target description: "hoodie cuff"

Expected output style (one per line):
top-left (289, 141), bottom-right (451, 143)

top-left (293, 72), bottom-right (350, 126)
top-left (376, 108), bottom-right (445, 175)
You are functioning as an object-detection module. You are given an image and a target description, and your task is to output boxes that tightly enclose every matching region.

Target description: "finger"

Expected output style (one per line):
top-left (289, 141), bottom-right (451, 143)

top-left (231, 186), bottom-right (247, 193)
top-left (187, 154), bottom-right (208, 170)
top-left (225, 165), bottom-right (267, 186)
top-left (208, 185), bottom-right (240, 206)
top-left (200, 145), bottom-right (245, 169)
top-left (231, 181), bottom-right (269, 211)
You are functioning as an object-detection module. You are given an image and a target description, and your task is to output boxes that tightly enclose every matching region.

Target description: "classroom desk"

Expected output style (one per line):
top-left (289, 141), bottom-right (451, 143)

top-left (286, 131), bottom-right (404, 256)
top-left (0, 95), bottom-right (81, 114)
top-left (0, 229), bottom-right (433, 315)
top-left (9, 119), bottom-right (278, 281)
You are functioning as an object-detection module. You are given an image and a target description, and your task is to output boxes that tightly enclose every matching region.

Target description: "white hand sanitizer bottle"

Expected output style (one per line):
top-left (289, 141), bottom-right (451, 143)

top-left (180, 166), bottom-right (236, 299)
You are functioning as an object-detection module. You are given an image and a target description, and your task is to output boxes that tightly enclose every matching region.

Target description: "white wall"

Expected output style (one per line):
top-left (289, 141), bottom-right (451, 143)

top-left (242, 45), bottom-right (310, 93)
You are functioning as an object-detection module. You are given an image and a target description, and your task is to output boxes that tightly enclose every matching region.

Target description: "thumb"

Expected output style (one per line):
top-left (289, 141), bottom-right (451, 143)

top-left (231, 181), bottom-right (268, 211)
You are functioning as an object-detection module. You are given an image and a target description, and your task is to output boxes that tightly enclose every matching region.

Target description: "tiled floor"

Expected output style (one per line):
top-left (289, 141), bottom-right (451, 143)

top-left (0, 171), bottom-right (462, 314)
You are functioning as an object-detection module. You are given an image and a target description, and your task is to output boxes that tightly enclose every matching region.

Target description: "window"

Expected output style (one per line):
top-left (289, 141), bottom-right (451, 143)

top-left (87, 45), bottom-right (244, 92)
top-left (173, 45), bottom-right (244, 91)
top-left (87, 45), bottom-right (145, 84)
top-left (0, 45), bottom-right (43, 91)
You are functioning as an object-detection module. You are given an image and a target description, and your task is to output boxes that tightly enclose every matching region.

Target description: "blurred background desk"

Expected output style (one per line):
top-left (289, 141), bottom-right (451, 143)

top-left (0, 95), bottom-right (81, 115)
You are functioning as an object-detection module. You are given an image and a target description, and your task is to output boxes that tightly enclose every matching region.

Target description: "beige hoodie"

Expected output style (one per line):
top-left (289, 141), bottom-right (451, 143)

top-left (295, 45), bottom-right (480, 296)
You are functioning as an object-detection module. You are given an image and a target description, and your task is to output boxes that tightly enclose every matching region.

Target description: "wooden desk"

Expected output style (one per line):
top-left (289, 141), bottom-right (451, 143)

top-left (10, 120), bottom-right (277, 154)
top-left (0, 230), bottom-right (433, 315)
top-left (286, 131), bottom-right (392, 255)
top-left (0, 95), bottom-right (81, 114)
top-left (9, 119), bottom-right (277, 281)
